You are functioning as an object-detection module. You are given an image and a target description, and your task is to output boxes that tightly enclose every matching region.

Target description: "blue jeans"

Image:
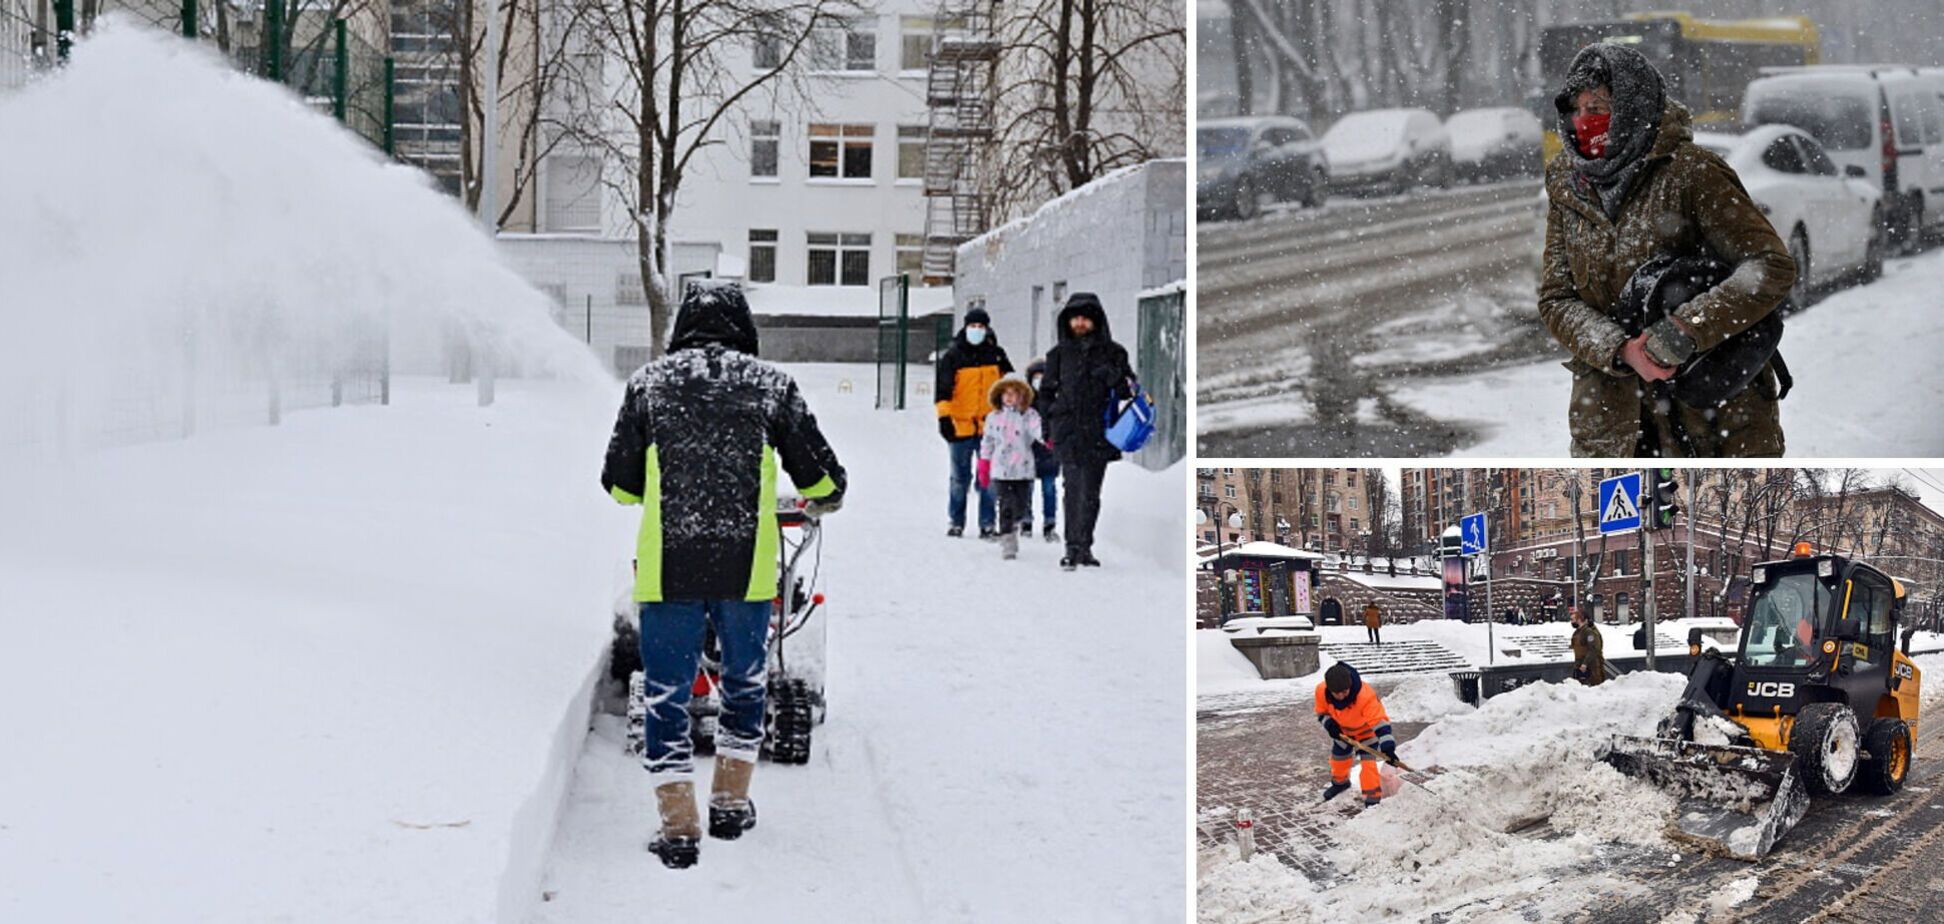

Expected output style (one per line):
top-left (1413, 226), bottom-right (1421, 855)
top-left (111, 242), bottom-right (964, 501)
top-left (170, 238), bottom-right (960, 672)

top-left (637, 599), bottom-right (771, 779)
top-left (1039, 472), bottom-right (1059, 524)
top-left (947, 437), bottom-right (995, 530)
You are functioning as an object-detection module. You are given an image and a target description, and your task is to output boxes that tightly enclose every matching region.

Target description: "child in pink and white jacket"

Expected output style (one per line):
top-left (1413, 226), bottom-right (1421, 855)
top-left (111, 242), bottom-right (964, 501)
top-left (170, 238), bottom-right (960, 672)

top-left (977, 374), bottom-right (1044, 560)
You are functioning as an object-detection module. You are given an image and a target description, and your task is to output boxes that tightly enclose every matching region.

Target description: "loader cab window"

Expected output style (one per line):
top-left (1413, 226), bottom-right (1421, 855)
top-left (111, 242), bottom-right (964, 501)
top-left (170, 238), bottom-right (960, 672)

top-left (1742, 572), bottom-right (1830, 667)
top-left (1848, 571), bottom-right (1896, 643)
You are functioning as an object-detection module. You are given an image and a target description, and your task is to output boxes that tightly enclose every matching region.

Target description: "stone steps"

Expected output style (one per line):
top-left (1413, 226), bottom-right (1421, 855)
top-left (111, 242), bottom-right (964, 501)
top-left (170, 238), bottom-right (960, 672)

top-left (1318, 640), bottom-right (1471, 676)
top-left (1502, 631), bottom-right (1682, 662)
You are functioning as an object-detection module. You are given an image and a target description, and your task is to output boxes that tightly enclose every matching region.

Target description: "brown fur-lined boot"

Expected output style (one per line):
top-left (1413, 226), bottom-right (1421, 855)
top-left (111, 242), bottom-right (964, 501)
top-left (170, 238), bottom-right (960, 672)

top-left (649, 780), bottom-right (702, 868)
top-left (708, 755), bottom-right (758, 840)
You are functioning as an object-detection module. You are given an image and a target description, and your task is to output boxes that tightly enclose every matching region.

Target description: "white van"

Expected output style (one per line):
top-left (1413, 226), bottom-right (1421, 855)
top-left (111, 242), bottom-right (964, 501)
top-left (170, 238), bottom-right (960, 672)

top-left (1743, 67), bottom-right (1944, 253)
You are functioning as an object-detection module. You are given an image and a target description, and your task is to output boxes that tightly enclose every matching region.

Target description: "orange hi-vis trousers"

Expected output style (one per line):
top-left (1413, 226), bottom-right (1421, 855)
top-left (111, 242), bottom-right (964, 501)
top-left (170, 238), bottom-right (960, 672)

top-left (1329, 738), bottom-right (1385, 799)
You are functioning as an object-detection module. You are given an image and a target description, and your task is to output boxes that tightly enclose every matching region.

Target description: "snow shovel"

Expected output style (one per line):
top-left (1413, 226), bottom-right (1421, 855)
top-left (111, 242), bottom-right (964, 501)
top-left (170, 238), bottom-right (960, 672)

top-left (1333, 736), bottom-right (1451, 804)
top-left (1601, 734), bottom-right (1809, 860)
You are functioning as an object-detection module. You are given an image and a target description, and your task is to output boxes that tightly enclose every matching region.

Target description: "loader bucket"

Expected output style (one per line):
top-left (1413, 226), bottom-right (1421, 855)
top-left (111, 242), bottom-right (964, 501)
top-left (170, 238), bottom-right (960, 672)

top-left (1602, 735), bottom-right (1811, 860)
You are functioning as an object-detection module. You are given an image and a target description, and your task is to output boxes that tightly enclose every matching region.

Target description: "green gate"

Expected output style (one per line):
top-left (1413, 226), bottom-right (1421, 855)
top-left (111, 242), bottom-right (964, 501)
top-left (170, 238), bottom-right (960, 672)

top-left (875, 274), bottom-right (911, 409)
top-left (1135, 285), bottom-right (1186, 470)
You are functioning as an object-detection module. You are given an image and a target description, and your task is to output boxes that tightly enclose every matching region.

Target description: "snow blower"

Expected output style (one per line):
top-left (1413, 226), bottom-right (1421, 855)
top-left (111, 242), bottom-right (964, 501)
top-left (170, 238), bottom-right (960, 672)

top-left (1602, 547), bottom-right (1922, 860)
top-left (615, 494), bottom-right (831, 765)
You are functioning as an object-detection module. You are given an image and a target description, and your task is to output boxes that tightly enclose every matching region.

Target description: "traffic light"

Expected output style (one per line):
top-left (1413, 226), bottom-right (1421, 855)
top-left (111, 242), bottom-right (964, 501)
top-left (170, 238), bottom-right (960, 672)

top-left (1643, 468), bottom-right (1680, 530)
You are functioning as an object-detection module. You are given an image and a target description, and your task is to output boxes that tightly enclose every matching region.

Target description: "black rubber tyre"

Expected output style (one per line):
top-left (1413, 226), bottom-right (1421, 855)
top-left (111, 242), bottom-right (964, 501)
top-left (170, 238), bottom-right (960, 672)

top-left (1862, 206), bottom-right (1886, 283)
top-left (1233, 175), bottom-right (1260, 221)
top-left (1861, 717), bottom-right (1912, 795)
top-left (1304, 168), bottom-right (1328, 208)
top-left (1791, 701), bottom-right (1861, 796)
top-left (610, 625), bottom-right (641, 681)
top-left (763, 678), bottom-right (816, 765)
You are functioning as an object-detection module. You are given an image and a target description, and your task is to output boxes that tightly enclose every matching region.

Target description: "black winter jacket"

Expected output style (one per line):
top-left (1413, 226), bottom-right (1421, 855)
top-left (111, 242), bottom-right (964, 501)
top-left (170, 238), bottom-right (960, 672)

top-left (601, 282), bottom-right (846, 602)
top-left (1038, 293), bottom-right (1134, 465)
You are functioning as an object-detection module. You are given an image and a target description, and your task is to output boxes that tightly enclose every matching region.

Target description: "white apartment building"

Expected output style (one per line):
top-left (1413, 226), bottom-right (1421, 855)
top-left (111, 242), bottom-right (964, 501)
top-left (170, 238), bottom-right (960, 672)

top-left (665, 5), bottom-right (944, 305)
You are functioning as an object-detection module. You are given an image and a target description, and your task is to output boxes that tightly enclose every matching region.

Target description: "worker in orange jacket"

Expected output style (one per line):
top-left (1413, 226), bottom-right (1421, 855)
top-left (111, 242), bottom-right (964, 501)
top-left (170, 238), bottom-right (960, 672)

top-left (1315, 661), bottom-right (1398, 806)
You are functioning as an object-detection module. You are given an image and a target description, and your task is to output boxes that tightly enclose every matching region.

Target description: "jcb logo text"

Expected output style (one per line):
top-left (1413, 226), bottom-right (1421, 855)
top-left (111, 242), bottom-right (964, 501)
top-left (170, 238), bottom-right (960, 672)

top-left (1746, 682), bottom-right (1796, 698)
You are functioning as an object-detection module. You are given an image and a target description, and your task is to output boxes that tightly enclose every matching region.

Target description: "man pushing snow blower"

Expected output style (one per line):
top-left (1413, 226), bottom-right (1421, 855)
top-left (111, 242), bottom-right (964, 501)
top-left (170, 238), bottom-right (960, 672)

top-left (1316, 662), bottom-right (1403, 807)
top-left (601, 280), bottom-right (846, 870)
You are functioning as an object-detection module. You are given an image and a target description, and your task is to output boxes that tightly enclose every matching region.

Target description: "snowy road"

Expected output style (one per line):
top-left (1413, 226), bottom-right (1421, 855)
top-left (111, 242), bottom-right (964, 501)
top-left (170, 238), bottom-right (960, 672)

top-left (529, 365), bottom-right (1188, 923)
top-left (1200, 185), bottom-right (1944, 457)
top-left (1196, 181), bottom-right (1551, 457)
top-left (1392, 246), bottom-right (1944, 457)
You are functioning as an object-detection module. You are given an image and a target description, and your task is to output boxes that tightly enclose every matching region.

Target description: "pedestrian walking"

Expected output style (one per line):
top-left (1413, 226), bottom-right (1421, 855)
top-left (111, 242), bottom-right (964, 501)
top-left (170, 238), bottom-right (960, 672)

top-left (976, 374), bottom-right (1044, 561)
top-left (1315, 662), bottom-right (1400, 808)
top-left (1024, 357), bottom-right (1060, 543)
top-left (935, 308), bottom-right (1012, 538)
top-left (1363, 600), bottom-right (1383, 645)
top-left (1038, 293), bottom-right (1135, 571)
top-left (600, 281), bottom-right (847, 869)
top-left (1539, 42), bottom-right (1795, 457)
top-left (1570, 607), bottom-right (1607, 687)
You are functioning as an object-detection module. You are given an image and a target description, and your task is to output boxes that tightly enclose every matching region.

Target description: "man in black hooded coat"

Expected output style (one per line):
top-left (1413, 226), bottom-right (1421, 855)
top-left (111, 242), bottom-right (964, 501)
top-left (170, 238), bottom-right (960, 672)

top-left (1036, 292), bottom-right (1135, 570)
top-left (601, 280), bottom-right (846, 869)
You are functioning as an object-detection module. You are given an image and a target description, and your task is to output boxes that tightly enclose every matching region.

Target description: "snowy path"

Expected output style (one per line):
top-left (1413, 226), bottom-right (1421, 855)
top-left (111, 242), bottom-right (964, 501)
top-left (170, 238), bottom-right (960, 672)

top-left (529, 364), bottom-right (1188, 922)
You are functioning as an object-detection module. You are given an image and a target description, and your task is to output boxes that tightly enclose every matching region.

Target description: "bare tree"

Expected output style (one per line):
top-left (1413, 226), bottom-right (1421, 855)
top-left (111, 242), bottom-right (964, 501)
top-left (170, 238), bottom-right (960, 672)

top-left (989, 0), bottom-right (1184, 220)
top-left (553, 0), bottom-right (859, 355)
top-left (434, 0), bottom-right (584, 225)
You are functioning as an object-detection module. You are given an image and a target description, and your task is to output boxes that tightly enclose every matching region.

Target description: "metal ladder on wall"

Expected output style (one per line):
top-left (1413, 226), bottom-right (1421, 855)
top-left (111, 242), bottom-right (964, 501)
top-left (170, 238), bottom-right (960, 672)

top-left (919, 0), bottom-right (999, 285)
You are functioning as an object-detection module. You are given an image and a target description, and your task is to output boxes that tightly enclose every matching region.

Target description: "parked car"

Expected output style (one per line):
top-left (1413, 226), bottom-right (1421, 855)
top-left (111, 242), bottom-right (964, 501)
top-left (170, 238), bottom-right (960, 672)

top-left (1196, 116), bottom-right (1329, 220)
top-left (1218, 611), bottom-right (1316, 635)
top-left (1320, 107), bottom-right (1451, 195)
top-left (1444, 106), bottom-right (1544, 182)
top-left (1692, 125), bottom-right (1884, 309)
top-left (1743, 66), bottom-right (1944, 254)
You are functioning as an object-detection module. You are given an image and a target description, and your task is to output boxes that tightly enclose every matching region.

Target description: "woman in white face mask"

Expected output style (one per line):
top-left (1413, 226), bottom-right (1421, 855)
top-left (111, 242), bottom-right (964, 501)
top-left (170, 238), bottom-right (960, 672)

top-left (934, 307), bottom-right (1015, 538)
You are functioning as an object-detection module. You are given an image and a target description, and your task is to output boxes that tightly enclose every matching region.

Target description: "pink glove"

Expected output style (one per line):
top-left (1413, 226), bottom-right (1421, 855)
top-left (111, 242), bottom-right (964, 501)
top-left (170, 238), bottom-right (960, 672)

top-left (1619, 333), bottom-right (1676, 382)
top-left (976, 458), bottom-right (992, 490)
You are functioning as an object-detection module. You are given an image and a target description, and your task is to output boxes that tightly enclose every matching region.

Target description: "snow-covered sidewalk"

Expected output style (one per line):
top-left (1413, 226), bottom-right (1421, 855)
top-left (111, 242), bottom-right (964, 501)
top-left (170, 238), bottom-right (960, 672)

top-left (1392, 247), bottom-right (1944, 456)
top-left (530, 364), bottom-right (1189, 923)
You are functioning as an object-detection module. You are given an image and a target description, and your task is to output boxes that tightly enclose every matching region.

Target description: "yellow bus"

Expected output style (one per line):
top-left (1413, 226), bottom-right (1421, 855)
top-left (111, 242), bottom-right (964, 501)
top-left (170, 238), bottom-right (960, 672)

top-left (1531, 12), bottom-right (1821, 163)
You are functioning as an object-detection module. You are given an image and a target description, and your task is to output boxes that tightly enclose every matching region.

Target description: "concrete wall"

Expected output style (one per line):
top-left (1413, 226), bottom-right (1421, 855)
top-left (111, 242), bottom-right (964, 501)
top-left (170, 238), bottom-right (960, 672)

top-left (951, 159), bottom-right (1188, 366)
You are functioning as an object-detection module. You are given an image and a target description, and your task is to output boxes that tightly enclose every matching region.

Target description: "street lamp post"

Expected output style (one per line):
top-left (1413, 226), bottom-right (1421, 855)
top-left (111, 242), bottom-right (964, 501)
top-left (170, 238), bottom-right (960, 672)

top-left (1199, 503), bottom-right (1245, 620)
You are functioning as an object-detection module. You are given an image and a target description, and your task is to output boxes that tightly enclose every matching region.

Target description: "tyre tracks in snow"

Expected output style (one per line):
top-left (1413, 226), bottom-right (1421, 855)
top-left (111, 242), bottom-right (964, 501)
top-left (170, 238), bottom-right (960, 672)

top-left (1195, 181), bottom-right (1555, 458)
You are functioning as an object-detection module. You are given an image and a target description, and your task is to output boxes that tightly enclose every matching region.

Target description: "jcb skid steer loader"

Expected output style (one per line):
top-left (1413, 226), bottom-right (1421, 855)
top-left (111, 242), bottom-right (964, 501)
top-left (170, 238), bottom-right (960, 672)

top-left (1602, 546), bottom-right (1922, 860)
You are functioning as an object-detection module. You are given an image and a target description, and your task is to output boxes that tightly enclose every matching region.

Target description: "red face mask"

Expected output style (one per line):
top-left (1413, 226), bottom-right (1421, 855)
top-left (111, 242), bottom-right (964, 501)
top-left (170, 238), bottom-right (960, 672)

top-left (1573, 112), bottom-right (1612, 158)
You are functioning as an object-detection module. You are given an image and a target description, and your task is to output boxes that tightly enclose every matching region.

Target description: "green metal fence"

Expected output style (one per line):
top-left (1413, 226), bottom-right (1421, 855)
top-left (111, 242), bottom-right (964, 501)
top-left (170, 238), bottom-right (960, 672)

top-left (1135, 285), bottom-right (1186, 471)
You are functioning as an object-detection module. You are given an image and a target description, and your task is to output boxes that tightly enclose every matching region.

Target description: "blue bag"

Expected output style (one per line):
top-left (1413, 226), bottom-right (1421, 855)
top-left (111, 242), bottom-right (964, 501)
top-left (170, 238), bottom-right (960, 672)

top-left (1103, 382), bottom-right (1156, 453)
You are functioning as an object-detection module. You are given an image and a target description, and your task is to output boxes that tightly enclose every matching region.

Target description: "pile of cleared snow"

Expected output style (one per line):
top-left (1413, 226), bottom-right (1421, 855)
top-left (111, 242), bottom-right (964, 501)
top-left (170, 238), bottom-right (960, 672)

top-left (1197, 851), bottom-right (1317, 921)
top-left (1202, 672), bottom-right (1687, 921)
top-left (1380, 674), bottom-right (1474, 723)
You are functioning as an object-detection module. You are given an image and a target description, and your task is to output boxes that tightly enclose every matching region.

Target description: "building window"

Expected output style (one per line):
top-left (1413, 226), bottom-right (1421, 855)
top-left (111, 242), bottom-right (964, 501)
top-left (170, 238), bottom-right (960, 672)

top-left (900, 16), bottom-right (934, 70)
top-left (809, 123), bottom-right (874, 179)
top-left (807, 232), bottom-right (871, 286)
top-left (748, 229), bottom-right (778, 283)
top-left (543, 155), bottom-right (601, 232)
top-left (752, 32), bottom-right (782, 69)
top-left (815, 18), bottom-right (877, 71)
top-left (898, 125), bottom-right (927, 180)
top-left (1223, 485), bottom-right (1236, 498)
top-left (896, 233), bottom-right (923, 277)
top-left (750, 120), bottom-right (780, 178)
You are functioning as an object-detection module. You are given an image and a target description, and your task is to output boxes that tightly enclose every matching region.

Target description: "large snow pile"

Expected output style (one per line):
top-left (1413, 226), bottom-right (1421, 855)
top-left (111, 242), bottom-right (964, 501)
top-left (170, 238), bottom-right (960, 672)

top-left (0, 379), bottom-right (633, 923)
top-left (0, 22), bottom-right (604, 457)
top-left (1380, 674), bottom-right (1475, 723)
top-left (1200, 672), bottom-right (1687, 922)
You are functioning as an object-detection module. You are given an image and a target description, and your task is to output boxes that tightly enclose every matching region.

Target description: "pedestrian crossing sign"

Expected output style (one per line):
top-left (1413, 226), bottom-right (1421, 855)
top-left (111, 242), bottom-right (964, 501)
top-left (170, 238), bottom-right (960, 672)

top-left (1599, 472), bottom-right (1643, 535)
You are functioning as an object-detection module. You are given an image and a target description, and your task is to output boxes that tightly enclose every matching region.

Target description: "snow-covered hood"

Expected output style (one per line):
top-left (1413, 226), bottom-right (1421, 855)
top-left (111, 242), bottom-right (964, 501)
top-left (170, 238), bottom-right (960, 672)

top-left (1322, 114), bottom-right (1413, 170)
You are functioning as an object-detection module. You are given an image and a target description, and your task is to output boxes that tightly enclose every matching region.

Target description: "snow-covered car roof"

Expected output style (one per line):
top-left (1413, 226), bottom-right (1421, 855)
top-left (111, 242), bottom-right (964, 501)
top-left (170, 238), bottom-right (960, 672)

top-left (1691, 124), bottom-right (1810, 173)
top-left (1445, 107), bottom-right (1540, 161)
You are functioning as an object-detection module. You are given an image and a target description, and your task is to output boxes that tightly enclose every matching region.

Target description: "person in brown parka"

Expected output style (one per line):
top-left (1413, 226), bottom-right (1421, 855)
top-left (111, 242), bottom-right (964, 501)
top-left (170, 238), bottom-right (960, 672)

top-left (1540, 42), bottom-right (1796, 457)
top-left (1362, 601), bottom-right (1383, 645)
top-left (1570, 607), bottom-right (1606, 686)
